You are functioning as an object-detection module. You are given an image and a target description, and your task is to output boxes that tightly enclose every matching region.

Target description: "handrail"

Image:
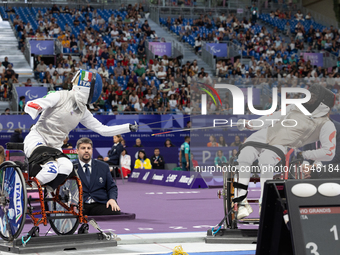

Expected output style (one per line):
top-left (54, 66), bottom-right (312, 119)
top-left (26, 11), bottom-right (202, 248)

top-left (11, 86), bottom-right (19, 112)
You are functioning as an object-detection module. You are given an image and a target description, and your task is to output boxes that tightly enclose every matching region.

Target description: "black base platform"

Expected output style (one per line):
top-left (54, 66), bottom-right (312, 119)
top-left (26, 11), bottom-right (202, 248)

top-left (25, 212), bottom-right (136, 223)
top-left (205, 229), bottom-right (258, 244)
top-left (0, 232), bottom-right (117, 254)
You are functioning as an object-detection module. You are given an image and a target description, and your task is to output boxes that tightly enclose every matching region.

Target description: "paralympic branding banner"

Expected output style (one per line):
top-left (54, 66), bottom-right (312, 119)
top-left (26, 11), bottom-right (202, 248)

top-left (129, 169), bottom-right (208, 189)
top-left (16, 87), bottom-right (48, 104)
top-left (206, 43), bottom-right (227, 57)
top-left (303, 53), bottom-right (323, 67)
top-left (29, 40), bottom-right (54, 55)
top-left (148, 42), bottom-right (172, 57)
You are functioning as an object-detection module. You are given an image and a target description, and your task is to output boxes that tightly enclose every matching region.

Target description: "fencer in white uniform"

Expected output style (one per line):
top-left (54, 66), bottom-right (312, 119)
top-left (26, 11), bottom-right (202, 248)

top-left (24, 69), bottom-right (138, 190)
top-left (235, 84), bottom-right (337, 219)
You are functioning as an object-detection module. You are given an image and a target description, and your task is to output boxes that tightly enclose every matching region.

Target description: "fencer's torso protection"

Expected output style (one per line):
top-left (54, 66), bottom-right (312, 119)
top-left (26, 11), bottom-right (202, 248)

top-left (34, 90), bottom-right (86, 148)
top-left (266, 106), bottom-right (329, 148)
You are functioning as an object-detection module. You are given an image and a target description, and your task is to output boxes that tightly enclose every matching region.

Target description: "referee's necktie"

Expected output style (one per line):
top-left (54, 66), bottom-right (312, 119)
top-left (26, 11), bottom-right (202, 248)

top-left (84, 163), bottom-right (91, 185)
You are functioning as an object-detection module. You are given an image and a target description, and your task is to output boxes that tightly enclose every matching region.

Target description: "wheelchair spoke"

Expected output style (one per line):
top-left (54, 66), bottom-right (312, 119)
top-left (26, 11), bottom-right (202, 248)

top-left (3, 209), bottom-right (13, 240)
top-left (1, 169), bottom-right (5, 196)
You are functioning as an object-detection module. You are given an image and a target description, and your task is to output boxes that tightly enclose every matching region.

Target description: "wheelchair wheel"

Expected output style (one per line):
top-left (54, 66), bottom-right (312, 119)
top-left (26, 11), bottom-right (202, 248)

top-left (45, 179), bottom-right (79, 235)
top-left (0, 161), bottom-right (27, 241)
top-left (225, 170), bottom-right (234, 228)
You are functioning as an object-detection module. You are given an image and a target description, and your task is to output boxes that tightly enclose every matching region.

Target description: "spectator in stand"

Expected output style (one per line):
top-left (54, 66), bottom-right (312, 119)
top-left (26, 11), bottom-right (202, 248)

top-left (133, 138), bottom-right (143, 147)
top-left (164, 138), bottom-right (175, 147)
top-left (120, 149), bottom-right (131, 178)
top-left (2, 57), bottom-right (10, 69)
top-left (250, 4), bottom-right (258, 24)
top-left (106, 55), bottom-right (115, 69)
top-left (141, 20), bottom-right (150, 32)
top-left (214, 150), bottom-right (227, 167)
top-left (61, 136), bottom-right (73, 149)
top-left (0, 62), bottom-right (5, 79)
top-left (151, 148), bottom-right (165, 169)
top-left (134, 150), bottom-right (151, 169)
top-left (168, 76), bottom-right (179, 89)
top-left (218, 136), bottom-right (227, 147)
top-left (5, 64), bottom-right (16, 80)
top-left (194, 36), bottom-right (202, 54)
top-left (34, 60), bottom-right (47, 80)
top-left (70, 38), bottom-right (78, 52)
top-left (114, 62), bottom-right (124, 76)
top-left (51, 4), bottom-right (60, 14)
top-left (0, 145), bottom-right (4, 165)
top-left (207, 135), bottom-right (219, 147)
top-left (230, 135), bottom-right (242, 147)
top-left (24, 78), bottom-right (33, 87)
top-left (73, 17), bottom-right (80, 27)
top-left (104, 135), bottom-right (124, 177)
top-left (19, 96), bottom-right (25, 112)
top-left (2, 108), bottom-right (10, 115)
top-left (229, 149), bottom-right (238, 163)
top-left (13, 15), bottom-right (21, 26)
top-left (10, 128), bottom-right (23, 143)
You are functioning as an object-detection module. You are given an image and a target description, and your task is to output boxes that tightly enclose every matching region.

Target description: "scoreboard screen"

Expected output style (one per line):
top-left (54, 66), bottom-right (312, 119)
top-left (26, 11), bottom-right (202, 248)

top-left (62, 149), bottom-right (78, 161)
top-left (256, 179), bottom-right (340, 255)
top-left (299, 206), bottom-right (340, 255)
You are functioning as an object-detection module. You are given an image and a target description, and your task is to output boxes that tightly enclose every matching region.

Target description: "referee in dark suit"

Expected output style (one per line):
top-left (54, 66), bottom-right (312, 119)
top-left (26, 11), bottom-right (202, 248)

top-left (75, 137), bottom-right (120, 216)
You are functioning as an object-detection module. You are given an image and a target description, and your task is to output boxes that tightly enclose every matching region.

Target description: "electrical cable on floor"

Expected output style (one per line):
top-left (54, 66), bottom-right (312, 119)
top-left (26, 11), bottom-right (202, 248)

top-left (172, 245), bottom-right (188, 255)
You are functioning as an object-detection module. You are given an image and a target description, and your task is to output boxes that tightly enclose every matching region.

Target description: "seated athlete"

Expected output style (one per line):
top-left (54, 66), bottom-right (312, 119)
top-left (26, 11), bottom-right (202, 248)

top-left (235, 84), bottom-right (336, 219)
top-left (24, 70), bottom-right (138, 191)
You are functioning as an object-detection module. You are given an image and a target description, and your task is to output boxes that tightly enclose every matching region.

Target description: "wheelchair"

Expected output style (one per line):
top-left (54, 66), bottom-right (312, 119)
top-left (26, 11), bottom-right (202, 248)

top-left (0, 142), bottom-right (89, 245)
top-left (215, 144), bottom-right (304, 233)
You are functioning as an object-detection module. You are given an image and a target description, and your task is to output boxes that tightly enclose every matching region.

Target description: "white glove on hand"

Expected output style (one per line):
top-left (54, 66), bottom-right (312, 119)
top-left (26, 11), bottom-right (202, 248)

top-left (129, 121), bottom-right (138, 132)
top-left (237, 119), bottom-right (248, 131)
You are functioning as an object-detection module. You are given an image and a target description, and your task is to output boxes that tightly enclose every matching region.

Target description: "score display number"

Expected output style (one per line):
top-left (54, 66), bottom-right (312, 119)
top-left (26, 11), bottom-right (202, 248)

top-left (300, 207), bottom-right (340, 255)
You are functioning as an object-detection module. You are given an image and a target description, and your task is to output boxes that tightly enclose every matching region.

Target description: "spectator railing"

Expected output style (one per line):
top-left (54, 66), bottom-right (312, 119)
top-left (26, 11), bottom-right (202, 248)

top-left (201, 42), bottom-right (216, 72)
top-left (23, 39), bottom-right (31, 68)
top-left (171, 39), bottom-right (184, 59)
top-left (13, 82), bottom-right (54, 88)
top-left (301, 7), bottom-right (339, 29)
top-left (149, 5), bottom-right (159, 25)
top-left (201, 41), bottom-right (242, 73)
top-left (259, 0), bottom-right (303, 12)
top-left (150, 0), bottom-right (248, 9)
top-left (23, 38), bottom-right (62, 68)
top-left (146, 38), bottom-right (184, 60)
top-left (1, 0), bottom-right (150, 12)
top-left (151, 5), bottom-right (249, 20)
top-left (226, 41), bottom-right (242, 59)
top-left (260, 3), bottom-right (339, 29)
top-left (297, 49), bottom-right (338, 68)
top-left (1, 1), bottom-right (123, 10)
top-left (145, 40), bottom-right (155, 62)
top-left (11, 85), bottom-right (19, 113)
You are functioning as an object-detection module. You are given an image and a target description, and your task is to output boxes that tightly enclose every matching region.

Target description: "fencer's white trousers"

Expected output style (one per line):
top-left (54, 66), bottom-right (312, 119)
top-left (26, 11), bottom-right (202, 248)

top-left (24, 130), bottom-right (73, 185)
top-left (236, 128), bottom-right (287, 203)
